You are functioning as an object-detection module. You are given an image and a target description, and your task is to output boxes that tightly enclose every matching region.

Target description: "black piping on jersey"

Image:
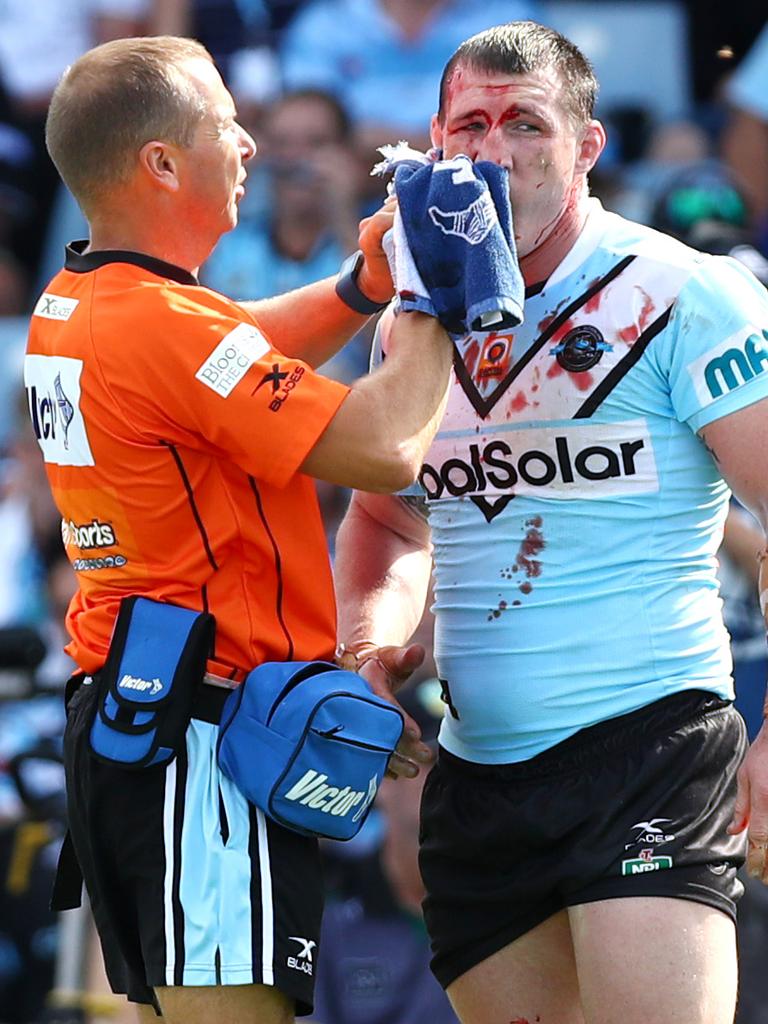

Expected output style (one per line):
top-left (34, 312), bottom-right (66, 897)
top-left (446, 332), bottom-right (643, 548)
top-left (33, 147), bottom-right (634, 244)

top-left (573, 306), bottom-right (673, 418)
top-left (171, 750), bottom-right (188, 986)
top-left (248, 476), bottom-right (295, 661)
top-left (161, 442), bottom-right (219, 572)
top-left (453, 254), bottom-right (637, 418)
top-left (64, 240), bottom-right (199, 286)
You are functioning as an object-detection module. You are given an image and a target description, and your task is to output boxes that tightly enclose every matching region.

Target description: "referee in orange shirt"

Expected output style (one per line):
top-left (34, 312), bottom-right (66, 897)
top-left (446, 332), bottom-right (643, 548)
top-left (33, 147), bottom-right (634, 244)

top-left (25, 35), bottom-right (452, 1024)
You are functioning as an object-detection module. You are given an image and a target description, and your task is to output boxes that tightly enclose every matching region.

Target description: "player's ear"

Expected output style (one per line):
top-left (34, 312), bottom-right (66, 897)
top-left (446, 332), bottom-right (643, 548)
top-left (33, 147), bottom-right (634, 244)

top-left (138, 140), bottom-right (182, 194)
top-left (576, 119), bottom-right (606, 176)
top-left (429, 113), bottom-right (443, 152)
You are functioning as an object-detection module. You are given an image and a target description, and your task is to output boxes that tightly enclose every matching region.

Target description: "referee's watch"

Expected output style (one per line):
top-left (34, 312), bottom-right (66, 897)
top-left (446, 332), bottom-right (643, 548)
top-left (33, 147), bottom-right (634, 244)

top-left (335, 250), bottom-right (390, 315)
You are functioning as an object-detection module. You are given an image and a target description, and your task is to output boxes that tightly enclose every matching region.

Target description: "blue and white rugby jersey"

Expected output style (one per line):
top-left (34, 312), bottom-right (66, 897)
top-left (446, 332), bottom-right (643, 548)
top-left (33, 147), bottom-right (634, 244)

top-left (375, 198), bottom-right (768, 764)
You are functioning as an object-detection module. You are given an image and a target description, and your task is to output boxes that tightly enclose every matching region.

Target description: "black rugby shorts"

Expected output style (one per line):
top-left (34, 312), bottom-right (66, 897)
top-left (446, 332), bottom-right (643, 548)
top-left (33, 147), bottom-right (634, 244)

top-left (61, 678), bottom-right (324, 1013)
top-left (419, 690), bottom-right (747, 989)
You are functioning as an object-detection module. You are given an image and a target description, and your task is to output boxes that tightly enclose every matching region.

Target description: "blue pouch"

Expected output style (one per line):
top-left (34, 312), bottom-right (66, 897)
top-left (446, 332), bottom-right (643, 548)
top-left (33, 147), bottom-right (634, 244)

top-left (89, 596), bottom-right (215, 769)
top-left (216, 661), bottom-right (404, 841)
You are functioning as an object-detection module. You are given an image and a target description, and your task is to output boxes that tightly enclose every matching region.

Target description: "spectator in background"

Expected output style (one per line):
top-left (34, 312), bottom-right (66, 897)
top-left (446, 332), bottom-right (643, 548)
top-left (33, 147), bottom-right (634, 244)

top-left (722, 21), bottom-right (768, 255)
top-left (0, 0), bottom-right (150, 307)
top-left (147, 0), bottom-right (309, 126)
top-left (202, 88), bottom-right (370, 382)
top-left (280, 0), bottom-right (542, 181)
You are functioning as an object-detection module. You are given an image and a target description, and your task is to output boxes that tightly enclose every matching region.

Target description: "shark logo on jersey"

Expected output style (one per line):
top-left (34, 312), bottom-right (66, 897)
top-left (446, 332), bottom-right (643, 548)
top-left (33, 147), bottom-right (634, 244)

top-left (688, 326), bottom-right (768, 406)
top-left (551, 326), bottom-right (612, 372)
top-left (24, 355), bottom-right (94, 466)
top-left (428, 191), bottom-right (497, 245)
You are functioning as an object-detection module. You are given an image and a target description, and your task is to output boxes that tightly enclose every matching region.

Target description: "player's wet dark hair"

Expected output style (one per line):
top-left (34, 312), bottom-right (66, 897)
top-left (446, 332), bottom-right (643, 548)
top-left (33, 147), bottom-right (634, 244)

top-left (438, 21), bottom-right (598, 127)
top-left (46, 36), bottom-right (212, 212)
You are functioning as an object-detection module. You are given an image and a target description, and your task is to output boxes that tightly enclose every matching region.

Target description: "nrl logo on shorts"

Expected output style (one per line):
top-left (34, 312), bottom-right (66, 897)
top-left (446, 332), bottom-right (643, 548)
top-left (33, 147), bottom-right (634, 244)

top-left (621, 849), bottom-right (673, 875)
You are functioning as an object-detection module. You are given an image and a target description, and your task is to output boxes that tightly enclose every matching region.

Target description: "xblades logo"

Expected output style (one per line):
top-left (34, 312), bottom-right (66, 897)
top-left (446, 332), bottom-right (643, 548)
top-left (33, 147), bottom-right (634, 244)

top-left (33, 293), bottom-right (79, 321)
top-left (257, 364), bottom-right (288, 393)
top-left (287, 936), bottom-right (316, 975)
top-left (624, 818), bottom-right (676, 849)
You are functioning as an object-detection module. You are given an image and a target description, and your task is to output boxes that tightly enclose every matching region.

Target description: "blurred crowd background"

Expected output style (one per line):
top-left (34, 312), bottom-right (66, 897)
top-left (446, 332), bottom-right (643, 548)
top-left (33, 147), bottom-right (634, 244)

top-left (2, 1), bottom-right (768, 1021)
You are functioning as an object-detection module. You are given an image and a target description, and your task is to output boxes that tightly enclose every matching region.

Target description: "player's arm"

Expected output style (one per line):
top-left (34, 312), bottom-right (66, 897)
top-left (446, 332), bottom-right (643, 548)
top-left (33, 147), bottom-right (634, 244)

top-left (701, 399), bottom-right (768, 881)
top-left (336, 491), bottom-right (433, 653)
top-left (239, 200), bottom-right (395, 368)
top-left (300, 310), bottom-right (451, 493)
top-left (334, 490), bottom-right (435, 777)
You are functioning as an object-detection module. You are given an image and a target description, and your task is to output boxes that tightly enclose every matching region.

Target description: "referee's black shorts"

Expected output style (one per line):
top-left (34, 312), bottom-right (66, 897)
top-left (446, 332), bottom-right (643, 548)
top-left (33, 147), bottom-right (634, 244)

top-left (61, 677), bottom-right (323, 1014)
top-left (419, 690), bottom-right (747, 990)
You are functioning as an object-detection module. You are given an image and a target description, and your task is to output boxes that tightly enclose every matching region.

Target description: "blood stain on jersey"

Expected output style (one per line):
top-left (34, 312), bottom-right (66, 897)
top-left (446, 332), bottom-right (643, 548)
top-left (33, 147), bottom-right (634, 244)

top-left (571, 370), bottom-right (594, 392)
top-left (510, 390), bottom-right (529, 412)
top-left (619, 289), bottom-right (656, 344)
top-left (463, 339), bottom-right (480, 376)
top-left (517, 521), bottom-right (545, 578)
top-left (487, 599), bottom-right (508, 622)
top-left (584, 287), bottom-right (604, 314)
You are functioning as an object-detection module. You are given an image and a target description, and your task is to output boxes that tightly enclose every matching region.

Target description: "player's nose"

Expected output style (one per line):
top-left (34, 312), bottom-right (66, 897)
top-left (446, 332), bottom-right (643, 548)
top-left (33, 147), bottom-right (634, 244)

top-left (476, 130), bottom-right (511, 169)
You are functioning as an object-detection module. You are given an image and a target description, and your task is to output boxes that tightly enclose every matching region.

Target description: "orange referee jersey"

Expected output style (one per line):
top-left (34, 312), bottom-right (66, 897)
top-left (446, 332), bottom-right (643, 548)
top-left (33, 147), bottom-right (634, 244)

top-left (24, 244), bottom-right (350, 677)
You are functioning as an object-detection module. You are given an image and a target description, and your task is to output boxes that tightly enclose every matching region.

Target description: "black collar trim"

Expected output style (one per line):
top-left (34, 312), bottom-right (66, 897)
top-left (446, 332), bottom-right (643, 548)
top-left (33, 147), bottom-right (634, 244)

top-left (64, 240), bottom-right (199, 286)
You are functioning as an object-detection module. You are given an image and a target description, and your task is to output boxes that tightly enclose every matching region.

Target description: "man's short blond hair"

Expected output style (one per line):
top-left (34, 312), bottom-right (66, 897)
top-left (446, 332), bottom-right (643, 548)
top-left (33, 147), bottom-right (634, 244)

top-left (46, 35), bottom-right (213, 213)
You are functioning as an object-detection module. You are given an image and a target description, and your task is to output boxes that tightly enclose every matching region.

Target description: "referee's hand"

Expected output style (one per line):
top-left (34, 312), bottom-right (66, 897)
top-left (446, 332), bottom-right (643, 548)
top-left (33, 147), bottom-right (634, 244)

top-left (357, 195), bottom-right (398, 305)
top-left (341, 642), bottom-right (434, 779)
top-left (728, 725), bottom-right (768, 882)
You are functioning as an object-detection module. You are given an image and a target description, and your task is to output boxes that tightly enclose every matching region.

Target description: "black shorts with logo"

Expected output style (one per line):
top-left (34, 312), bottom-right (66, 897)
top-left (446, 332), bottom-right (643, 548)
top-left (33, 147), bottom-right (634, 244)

top-left (60, 678), bottom-right (324, 1014)
top-left (419, 690), bottom-right (747, 989)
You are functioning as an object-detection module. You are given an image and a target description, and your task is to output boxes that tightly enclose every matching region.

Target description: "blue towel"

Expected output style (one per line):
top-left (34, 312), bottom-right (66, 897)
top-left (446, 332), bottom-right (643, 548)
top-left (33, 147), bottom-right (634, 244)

top-left (393, 154), bottom-right (524, 335)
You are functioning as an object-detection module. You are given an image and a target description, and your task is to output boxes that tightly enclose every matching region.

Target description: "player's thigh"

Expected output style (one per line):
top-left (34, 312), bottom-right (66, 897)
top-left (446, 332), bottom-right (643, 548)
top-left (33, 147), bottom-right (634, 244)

top-left (154, 982), bottom-right (294, 1024)
top-left (570, 896), bottom-right (737, 1024)
top-left (135, 1004), bottom-right (158, 1023)
top-left (446, 909), bottom-right (584, 1024)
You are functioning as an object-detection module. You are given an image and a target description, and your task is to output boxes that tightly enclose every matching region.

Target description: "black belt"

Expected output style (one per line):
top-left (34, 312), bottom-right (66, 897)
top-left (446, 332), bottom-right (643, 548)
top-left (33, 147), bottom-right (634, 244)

top-left (66, 673), bottom-right (233, 725)
top-left (192, 682), bottom-right (232, 724)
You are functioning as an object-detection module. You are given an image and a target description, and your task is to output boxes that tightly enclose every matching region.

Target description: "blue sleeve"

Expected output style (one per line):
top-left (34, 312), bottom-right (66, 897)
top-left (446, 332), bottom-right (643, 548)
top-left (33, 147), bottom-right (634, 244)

top-left (663, 255), bottom-right (768, 432)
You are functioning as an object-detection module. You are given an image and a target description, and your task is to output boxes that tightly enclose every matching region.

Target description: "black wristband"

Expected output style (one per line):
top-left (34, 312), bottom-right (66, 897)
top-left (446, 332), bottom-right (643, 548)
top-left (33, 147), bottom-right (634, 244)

top-left (335, 250), bottom-right (390, 315)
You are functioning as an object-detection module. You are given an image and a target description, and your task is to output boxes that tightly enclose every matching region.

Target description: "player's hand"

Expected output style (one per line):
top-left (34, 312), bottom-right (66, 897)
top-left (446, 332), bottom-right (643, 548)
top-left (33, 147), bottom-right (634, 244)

top-left (357, 195), bottom-right (397, 305)
top-left (337, 641), bottom-right (434, 779)
top-left (728, 724), bottom-right (768, 882)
